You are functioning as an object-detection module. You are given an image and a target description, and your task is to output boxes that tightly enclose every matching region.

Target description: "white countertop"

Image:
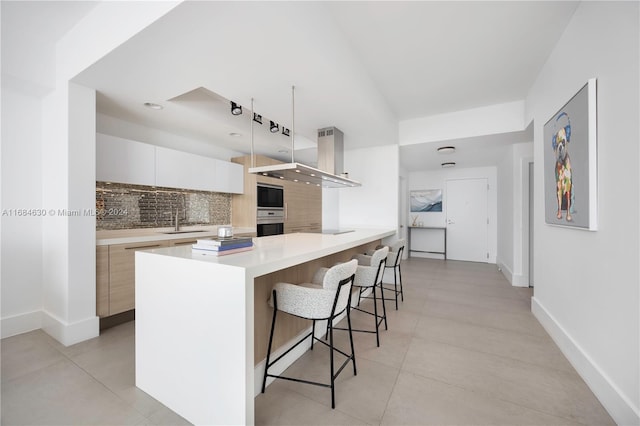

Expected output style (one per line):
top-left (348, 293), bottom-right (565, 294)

top-left (140, 228), bottom-right (395, 278)
top-left (96, 226), bottom-right (255, 245)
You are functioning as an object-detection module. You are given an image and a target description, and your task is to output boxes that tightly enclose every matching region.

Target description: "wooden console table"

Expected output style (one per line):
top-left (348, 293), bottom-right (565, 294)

top-left (408, 226), bottom-right (447, 259)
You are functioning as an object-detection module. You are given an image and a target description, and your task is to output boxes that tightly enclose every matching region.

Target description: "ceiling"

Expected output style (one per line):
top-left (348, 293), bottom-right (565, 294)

top-left (10, 1), bottom-right (579, 171)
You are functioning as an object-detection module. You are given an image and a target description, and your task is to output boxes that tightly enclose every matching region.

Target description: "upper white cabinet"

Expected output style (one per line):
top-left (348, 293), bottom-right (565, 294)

top-left (155, 147), bottom-right (217, 192)
top-left (96, 134), bottom-right (244, 194)
top-left (96, 134), bottom-right (155, 186)
top-left (214, 160), bottom-right (244, 194)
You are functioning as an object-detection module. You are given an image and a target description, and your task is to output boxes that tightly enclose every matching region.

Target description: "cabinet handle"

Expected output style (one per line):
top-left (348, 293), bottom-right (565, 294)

top-left (284, 202), bottom-right (288, 220)
top-left (173, 241), bottom-right (196, 246)
top-left (125, 244), bottom-right (162, 250)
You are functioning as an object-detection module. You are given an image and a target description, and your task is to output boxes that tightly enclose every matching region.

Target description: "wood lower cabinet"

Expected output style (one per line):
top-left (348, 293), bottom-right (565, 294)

top-left (283, 179), bottom-right (322, 234)
top-left (96, 246), bottom-right (110, 317)
top-left (97, 237), bottom-right (218, 319)
top-left (106, 241), bottom-right (169, 316)
top-left (168, 237), bottom-right (200, 247)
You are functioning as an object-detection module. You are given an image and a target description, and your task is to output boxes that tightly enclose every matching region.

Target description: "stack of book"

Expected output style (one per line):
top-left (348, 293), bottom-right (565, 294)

top-left (192, 237), bottom-right (254, 256)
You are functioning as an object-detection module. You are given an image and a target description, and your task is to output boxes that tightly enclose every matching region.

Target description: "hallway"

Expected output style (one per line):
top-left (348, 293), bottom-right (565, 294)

top-left (1, 258), bottom-right (614, 425)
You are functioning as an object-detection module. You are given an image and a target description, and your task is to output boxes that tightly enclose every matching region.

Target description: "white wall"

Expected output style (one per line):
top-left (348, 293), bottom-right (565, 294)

top-left (497, 142), bottom-right (533, 286)
top-left (526, 2), bottom-right (639, 424)
top-left (408, 166), bottom-right (497, 263)
top-left (1, 1), bottom-right (182, 342)
top-left (497, 148), bottom-right (514, 272)
top-left (0, 86), bottom-right (44, 336)
top-left (400, 100), bottom-right (525, 145)
top-left (339, 144), bottom-right (399, 231)
top-left (97, 114), bottom-right (243, 161)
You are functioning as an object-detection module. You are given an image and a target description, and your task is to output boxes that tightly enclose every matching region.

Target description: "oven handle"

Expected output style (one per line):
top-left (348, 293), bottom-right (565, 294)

top-left (256, 218), bottom-right (285, 225)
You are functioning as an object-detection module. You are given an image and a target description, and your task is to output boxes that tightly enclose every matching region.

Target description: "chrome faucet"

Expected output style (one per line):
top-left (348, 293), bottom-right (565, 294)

top-left (174, 207), bottom-right (180, 231)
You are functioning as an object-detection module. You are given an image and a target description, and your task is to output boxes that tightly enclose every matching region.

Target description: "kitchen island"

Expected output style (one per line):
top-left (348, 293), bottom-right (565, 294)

top-left (135, 228), bottom-right (395, 425)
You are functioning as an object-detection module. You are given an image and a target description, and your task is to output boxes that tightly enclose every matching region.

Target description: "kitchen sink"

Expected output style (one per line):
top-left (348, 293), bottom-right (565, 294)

top-left (162, 230), bottom-right (208, 234)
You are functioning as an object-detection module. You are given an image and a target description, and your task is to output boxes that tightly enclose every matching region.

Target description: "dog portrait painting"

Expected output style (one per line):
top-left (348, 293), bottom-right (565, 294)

top-left (552, 112), bottom-right (574, 221)
top-left (544, 79), bottom-right (598, 230)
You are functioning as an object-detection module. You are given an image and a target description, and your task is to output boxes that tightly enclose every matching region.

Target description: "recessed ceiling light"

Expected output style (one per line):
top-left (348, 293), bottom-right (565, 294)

top-left (143, 102), bottom-right (163, 110)
top-left (229, 132), bottom-right (242, 137)
top-left (441, 162), bottom-right (456, 168)
top-left (437, 146), bottom-right (456, 154)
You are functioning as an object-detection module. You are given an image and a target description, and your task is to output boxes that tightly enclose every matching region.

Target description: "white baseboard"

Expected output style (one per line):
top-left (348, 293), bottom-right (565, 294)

top-left (496, 260), bottom-right (529, 287)
top-left (1, 310), bottom-right (42, 339)
top-left (532, 297), bottom-right (640, 425)
top-left (496, 260), bottom-right (513, 284)
top-left (41, 310), bottom-right (99, 346)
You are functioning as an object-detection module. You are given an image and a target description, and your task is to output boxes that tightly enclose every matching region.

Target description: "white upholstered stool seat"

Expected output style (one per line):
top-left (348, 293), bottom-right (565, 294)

top-left (335, 246), bottom-right (389, 347)
top-left (380, 239), bottom-right (405, 310)
top-left (261, 259), bottom-right (358, 409)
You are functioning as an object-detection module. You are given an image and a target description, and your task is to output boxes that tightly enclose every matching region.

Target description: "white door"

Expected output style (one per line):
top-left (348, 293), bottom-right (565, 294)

top-left (446, 178), bottom-right (488, 262)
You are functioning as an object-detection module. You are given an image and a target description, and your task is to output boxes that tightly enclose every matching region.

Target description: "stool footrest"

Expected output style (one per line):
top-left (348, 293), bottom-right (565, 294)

top-left (265, 354), bottom-right (354, 390)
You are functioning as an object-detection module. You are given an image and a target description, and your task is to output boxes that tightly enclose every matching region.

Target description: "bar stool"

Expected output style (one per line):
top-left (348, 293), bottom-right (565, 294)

top-left (381, 239), bottom-right (405, 310)
top-left (261, 259), bottom-right (358, 409)
top-left (347, 246), bottom-right (389, 347)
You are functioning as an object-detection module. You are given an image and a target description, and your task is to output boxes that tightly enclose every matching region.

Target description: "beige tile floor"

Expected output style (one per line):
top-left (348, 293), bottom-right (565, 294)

top-left (1, 258), bottom-right (614, 425)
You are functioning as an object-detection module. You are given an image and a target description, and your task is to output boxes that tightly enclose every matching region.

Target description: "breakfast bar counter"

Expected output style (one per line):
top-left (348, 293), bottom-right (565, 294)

top-left (135, 228), bottom-right (395, 425)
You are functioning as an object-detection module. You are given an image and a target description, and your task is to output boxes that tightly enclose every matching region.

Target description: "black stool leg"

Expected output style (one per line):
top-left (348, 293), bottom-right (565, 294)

top-left (398, 264), bottom-right (404, 302)
top-left (372, 284), bottom-right (380, 347)
top-left (379, 279), bottom-right (388, 330)
top-left (393, 267), bottom-right (399, 310)
top-left (346, 300), bottom-right (357, 376)
top-left (311, 320), bottom-right (316, 350)
top-left (329, 315), bottom-right (336, 409)
top-left (262, 290), bottom-right (278, 393)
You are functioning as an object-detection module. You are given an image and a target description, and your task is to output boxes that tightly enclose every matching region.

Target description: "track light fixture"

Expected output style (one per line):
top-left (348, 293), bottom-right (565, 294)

top-left (270, 121), bottom-right (279, 133)
top-left (253, 113), bottom-right (262, 124)
top-left (282, 127), bottom-right (290, 137)
top-left (230, 101), bottom-right (242, 116)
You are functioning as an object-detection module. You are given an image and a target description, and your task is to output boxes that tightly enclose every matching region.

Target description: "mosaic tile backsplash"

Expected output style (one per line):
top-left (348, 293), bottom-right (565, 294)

top-left (96, 182), bottom-right (232, 230)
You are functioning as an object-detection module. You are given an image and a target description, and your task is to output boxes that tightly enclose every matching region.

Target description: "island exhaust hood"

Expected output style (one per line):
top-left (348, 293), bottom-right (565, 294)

top-left (248, 87), bottom-right (361, 188)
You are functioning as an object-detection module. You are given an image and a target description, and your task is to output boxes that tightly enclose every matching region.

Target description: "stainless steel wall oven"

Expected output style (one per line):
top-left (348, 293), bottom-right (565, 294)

top-left (257, 184), bottom-right (284, 236)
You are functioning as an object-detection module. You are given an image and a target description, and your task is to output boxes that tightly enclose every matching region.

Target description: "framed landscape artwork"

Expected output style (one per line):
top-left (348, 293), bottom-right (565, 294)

top-left (543, 78), bottom-right (598, 230)
top-left (410, 189), bottom-right (442, 212)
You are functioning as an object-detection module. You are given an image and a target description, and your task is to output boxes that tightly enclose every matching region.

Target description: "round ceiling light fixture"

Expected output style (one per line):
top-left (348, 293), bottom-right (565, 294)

top-left (437, 146), bottom-right (456, 154)
top-left (229, 132), bottom-right (242, 137)
top-left (143, 102), bottom-right (163, 110)
top-left (441, 162), bottom-right (456, 168)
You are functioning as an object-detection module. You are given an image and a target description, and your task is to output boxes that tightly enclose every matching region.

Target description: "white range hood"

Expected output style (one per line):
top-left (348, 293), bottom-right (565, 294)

top-left (249, 162), bottom-right (360, 188)
top-left (249, 126), bottom-right (361, 188)
top-left (248, 87), bottom-right (361, 188)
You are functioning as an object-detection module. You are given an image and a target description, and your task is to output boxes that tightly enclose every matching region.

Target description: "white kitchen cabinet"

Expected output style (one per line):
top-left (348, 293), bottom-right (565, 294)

top-left (155, 147), bottom-right (217, 192)
top-left (96, 134), bottom-right (155, 186)
top-left (97, 134), bottom-right (243, 194)
top-left (214, 159), bottom-right (244, 194)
